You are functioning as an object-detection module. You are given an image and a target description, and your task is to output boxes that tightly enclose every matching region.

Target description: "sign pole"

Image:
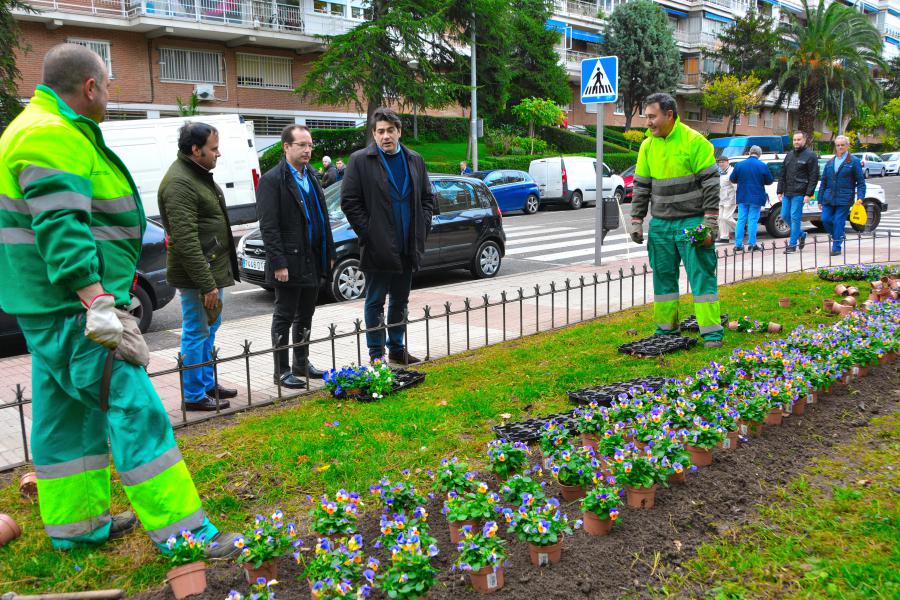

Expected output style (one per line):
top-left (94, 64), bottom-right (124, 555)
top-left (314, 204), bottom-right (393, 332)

top-left (594, 106), bottom-right (604, 266)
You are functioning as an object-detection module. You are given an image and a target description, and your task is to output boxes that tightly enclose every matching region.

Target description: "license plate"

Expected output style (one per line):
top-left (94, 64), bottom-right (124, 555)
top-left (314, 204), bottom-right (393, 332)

top-left (242, 257), bottom-right (265, 271)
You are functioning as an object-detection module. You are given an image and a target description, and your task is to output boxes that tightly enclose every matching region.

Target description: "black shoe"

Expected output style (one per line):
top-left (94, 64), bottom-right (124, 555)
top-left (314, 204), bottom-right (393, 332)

top-left (734, 246), bottom-right (744, 253)
top-left (716, 238), bottom-right (730, 244)
top-left (783, 246), bottom-right (797, 254)
top-left (830, 249), bottom-right (842, 256)
top-left (206, 383), bottom-right (237, 399)
top-left (388, 349), bottom-right (422, 365)
top-left (205, 531), bottom-right (242, 560)
top-left (275, 373), bottom-right (307, 389)
top-left (750, 244), bottom-right (761, 252)
top-left (185, 395), bottom-right (231, 411)
top-left (108, 511), bottom-right (137, 540)
top-left (295, 362), bottom-right (325, 379)
top-left (798, 234), bottom-right (807, 250)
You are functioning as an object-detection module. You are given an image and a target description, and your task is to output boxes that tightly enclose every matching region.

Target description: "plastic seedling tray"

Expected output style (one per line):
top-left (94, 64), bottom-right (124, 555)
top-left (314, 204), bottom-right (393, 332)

top-left (618, 334), bottom-right (698, 357)
top-left (492, 410), bottom-right (578, 444)
top-left (566, 376), bottom-right (670, 405)
top-left (335, 368), bottom-right (426, 402)
top-left (678, 314), bottom-right (730, 332)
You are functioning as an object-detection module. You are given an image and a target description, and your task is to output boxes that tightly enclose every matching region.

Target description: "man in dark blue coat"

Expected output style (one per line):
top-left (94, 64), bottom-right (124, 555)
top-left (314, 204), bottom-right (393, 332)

top-left (729, 146), bottom-right (773, 252)
top-left (819, 135), bottom-right (865, 256)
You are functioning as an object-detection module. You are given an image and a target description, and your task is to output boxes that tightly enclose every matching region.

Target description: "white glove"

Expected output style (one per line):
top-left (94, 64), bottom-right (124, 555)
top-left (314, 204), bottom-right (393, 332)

top-left (84, 294), bottom-right (123, 350)
top-left (114, 308), bottom-right (149, 367)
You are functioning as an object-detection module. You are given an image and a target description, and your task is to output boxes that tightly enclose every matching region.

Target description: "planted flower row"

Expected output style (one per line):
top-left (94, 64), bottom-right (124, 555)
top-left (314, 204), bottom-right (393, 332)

top-left (816, 264), bottom-right (900, 282)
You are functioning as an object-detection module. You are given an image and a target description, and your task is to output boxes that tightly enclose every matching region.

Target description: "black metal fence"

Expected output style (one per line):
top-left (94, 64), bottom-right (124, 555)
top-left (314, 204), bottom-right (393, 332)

top-left (1, 232), bottom-right (897, 471)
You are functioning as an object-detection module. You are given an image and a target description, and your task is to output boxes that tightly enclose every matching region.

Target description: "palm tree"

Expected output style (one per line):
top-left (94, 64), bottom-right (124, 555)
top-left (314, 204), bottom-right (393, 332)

top-left (772, 0), bottom-right (885, 140)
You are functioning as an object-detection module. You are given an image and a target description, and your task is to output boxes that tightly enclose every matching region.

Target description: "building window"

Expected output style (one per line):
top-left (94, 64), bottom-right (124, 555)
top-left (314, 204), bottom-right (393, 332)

top-left (314, 1), bottom-right (344, 15)
top-left (748, 112), bottom-right (758, 127)
top-left (241, 114), bottom-right (297, 136)
top-left (614, 98), bottom-right (624, 115)
top-left (708, 113), bottom-right (724, 123)
top-left (685, 110), bottom-right (702, 121)
top-left (159, 48), bottom-right (224, 84)
top-left (763, 111), bottom-right (773, 128)
top-left (236, 54), bottom-right (292, 90)
top-left (105, 110), bottom-right (148, 120)
top-left (306, 119), bottom-right (356, 129)
top-left (351, 5), bottom-right (364, 18)
top-left (68, 38), bottom-right (112, 78)
top-left (734, 115), bottom-right (741, 125)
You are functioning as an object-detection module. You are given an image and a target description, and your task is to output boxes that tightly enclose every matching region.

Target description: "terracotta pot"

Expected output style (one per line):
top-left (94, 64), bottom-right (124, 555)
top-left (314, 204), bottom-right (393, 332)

top-left (449, 519), bottom-right (478, 544)
top-left (668, 471), bottom-right (686, 484)
top-left (834, 304), bottom-right (853, 317)
top-left (528, 535), bottom-right (564, 566)
top-left (742, 420), bottom-right (763, 438)
top-left (0, 514), bottom-right (22, 547)
top-left (559, 483), bottom-right (586, 502)
top-left (685, 444), bottom-right (713, 467)
top-left (790, 396), bottom-right (807, 416)
top-left (469, 565), bottom-right (504, 594)
top-left (767, 322), bottom-right (782, 333)
top-left (843, 296), bottom-right (857, 307)
top-left (834, 284), bottom-right (849, 296)
top-left (582, 510), bottom-right (613, 536)
top-left (309, 579), bottom-right (321, 600)
top-left (19, 472), bottom-right (37, 498)
top-left (879, 354), bottom-right (892, 366)
top-left (806, 392), bottom-right (817, 405)
top-left (819, 383), bottom-right (833, 394)
top-left (701, 235), bottom-right (713, 247)
top-left (887, 351), bottom-right (897, 363)
top-left (862, 300), bottom-right (875, 310)
top-left (242, 559), bottom-right (278, 583)
top-left (846, 286), bottom-right (859, 297)
top-left (716, 430), bottom-right (739, 451)
top-left (778, 298), bottom-right (791, 308)
top-left (167, 561), bottom-right (207, 600)
top-left (890, 291), bottom-right (900, 301)
top-left (851, 364), bottom-right (870, 378)
top-left (580, 433), bottom-right (599, 453)
top-left (823, 298), bottom-right (835, 311)
top-left (625, 484), bottom-right (659, 509)
top-left (763, 407), bottom-right (783, 426)
top-left (633, 439), bottom-right (649, 452)
top-left (727, 320), bottom-right (739, 331)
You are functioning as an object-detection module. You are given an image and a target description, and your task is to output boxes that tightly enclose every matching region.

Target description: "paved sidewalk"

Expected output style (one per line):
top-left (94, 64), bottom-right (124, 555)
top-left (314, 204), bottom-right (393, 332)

top-left (1, 235), bottom-right (895, 469)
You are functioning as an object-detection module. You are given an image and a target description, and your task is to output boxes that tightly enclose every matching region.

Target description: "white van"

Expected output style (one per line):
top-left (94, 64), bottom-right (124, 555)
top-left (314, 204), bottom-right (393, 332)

top-left (528, 156), bottom-right (625, 210)
top-left (100, 114), bottom-right (261, 225)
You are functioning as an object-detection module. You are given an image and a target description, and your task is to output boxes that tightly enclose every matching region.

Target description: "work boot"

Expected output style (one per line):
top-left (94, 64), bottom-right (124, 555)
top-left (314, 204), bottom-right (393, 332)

top-left (108, 511), bottom-right (138, 540)
top-left (783, 246), bottom-right (797, 254)
top-left (205, 531), bottom-right (242, 560)
top-left (704, 340), bottom-right (723, 349)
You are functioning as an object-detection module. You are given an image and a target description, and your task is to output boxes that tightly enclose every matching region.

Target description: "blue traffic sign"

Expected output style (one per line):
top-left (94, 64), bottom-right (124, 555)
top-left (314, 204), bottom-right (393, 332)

top-left (581, 56), bottom-right (618, 104)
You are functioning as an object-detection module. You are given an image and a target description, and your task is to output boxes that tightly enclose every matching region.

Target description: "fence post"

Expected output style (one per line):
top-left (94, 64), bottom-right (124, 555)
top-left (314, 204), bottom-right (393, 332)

top-left (534, 285), bottom-right (541, 333)
top-left (177, 352), bottom-right (187, 423)
top-left (565, 278), bottom-right (571, 325)
top-left (517, 288), bottom-right (524, 339)
top-left (424, 306), bottom-right (432, 360)
top-left (243, 340), bottom-right (252, 406)
top-left (16, 384), bottom-right (28, 464)
top-left (549, 281), bottom-right (556, 329)
top-left (464, 297), bottom-right (472, 350)
top-left (354, 318), bottom-right (363, 366)
top-left (578, 276), bottom-right (585, 322)
top-left (445, 301), bottom-right (452, 358)
top-left (482, 294), bottom-right (490, 347)
top-left (501, 291), bottom-right (508, 341)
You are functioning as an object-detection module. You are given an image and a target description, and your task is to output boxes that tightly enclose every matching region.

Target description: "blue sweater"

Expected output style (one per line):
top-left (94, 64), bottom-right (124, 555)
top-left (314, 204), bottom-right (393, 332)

top-left (729, 156), bottom-right (773, 206)
top-left (819, 154), bottom-right (866, 207)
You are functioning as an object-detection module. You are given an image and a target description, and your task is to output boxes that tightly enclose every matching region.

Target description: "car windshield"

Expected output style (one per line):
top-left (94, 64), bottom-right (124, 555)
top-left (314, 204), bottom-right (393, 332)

top-left (620, 165), bottom-right (635, 177)
top-left (881, 153), bottom-right (899, 161)
top-left (324, 181), bottom-right (345, 222)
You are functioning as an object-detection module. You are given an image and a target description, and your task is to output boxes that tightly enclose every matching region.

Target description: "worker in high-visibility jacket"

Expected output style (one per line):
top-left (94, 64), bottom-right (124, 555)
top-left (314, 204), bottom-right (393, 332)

top-left (629, 93), bottom-right (724, 347)
top-left (0, 43), bottom-right (238, 555)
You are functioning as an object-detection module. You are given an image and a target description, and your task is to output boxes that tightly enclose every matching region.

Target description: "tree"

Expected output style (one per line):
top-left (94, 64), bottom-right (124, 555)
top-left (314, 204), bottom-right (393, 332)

top-left (701, 75), bottom-right (763, 135)
top-left (847, 104), bottom-right (878, 143)
top-left (772, 0), bottom-right (885, 142)
top-left (600, 0), bottom-right (680, 129)
top-left (879, 97), bottom-right (900, 147)
top-left (511, 97), bottom-right (563, 152)
top-left (710, 10), bottom-right (780, 82)
top-left (505, 0), bottom-right (571, 109)
top-left (175, 93), bottom-right (200, 116)
top-left (1, 0), bottom-right (33, 131)
top-left (882, 56), bottom-right (900, 100)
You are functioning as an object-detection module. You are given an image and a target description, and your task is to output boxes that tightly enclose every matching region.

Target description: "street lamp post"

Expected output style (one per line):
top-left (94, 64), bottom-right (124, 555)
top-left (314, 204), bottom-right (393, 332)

top-left (409, 59), bottom-right (419, 141)
top-left (470, 18), bottom-right (478, 171)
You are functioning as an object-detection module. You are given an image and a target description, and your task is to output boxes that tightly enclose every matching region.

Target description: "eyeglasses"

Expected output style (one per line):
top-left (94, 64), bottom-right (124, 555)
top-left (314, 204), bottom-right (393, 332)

top-left (289, 142), bottom-right (315, 149)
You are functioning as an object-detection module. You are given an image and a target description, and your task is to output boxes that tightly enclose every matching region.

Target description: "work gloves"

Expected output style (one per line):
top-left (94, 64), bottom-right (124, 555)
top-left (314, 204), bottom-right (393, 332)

top-left (704, 215), bottom-right (719, 242)
top-left (630, 219), bottom-right (644, 245)
top-left (114, 307), bottom-right (150, 367)
top-left (84, 293), bottom-right (149, 367)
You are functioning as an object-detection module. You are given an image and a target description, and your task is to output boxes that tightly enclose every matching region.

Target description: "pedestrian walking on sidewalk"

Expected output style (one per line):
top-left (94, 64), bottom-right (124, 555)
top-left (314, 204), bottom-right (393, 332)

top-left (257, 125), bottom-right (335, 389)
top-left (0, 43), bottom-right (238, 556)
top-left (629, 92), bottom-right (724, 348)
top-left (730, 145), bottom-right (774, 252)
top-left (341, 107), bottom-right (434, 365)
top-left (716, 156), bottom-right (736, 244)
top-left (819, 135), bottom-right (865, 257)
top-left (158, 122), bottom-right (240, 411)
top-left (777, 131), bottom-right (819, 253)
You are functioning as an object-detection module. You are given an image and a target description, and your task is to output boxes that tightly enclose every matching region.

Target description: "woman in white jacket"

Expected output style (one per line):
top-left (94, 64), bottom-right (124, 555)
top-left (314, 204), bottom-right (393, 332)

top-left (716, 155), bottom-right (736, 244)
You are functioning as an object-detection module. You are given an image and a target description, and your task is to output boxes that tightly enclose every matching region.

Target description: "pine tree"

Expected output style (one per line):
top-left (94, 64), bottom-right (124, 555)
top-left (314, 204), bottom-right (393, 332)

top-left (0, 0), bottom-right (32, 131)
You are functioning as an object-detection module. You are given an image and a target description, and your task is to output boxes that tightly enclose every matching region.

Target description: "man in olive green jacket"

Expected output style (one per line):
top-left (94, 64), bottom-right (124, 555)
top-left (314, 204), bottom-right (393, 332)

top-left (158, 122), bottom-right (240, 410)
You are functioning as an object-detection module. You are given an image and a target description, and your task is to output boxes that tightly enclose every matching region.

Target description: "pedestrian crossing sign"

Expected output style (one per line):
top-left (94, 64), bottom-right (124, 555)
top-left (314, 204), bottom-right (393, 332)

top-left (581, 56), bottom-right (618, 104)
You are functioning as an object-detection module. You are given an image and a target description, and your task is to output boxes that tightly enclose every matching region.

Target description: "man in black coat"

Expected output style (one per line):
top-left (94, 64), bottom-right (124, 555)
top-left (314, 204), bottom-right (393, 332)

top-left (257, 124), bottom-right (336, 389)
top-left (341, 107), bottom-right (434, 365)
top-left (777, 131), bottom-right (819, 253)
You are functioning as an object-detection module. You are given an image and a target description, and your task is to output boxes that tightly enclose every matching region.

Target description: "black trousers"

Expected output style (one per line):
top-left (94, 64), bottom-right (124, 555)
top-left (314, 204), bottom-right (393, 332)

top-left (272, 284), bottom-right (319, 378)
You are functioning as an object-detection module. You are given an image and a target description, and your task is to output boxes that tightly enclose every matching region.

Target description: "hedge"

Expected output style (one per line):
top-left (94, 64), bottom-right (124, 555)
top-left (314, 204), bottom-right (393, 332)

top-left (425, 151), bottom-right (638, 176)
top-left (258, 126), bottom-right (366, 173)
top-left (538, 125), bottom-right (630, 154)
top-left (398, 114), bottom-right (469, 141)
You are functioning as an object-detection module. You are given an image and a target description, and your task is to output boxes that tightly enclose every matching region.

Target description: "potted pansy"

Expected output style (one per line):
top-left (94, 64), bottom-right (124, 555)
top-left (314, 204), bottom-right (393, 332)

top-left (847, 337), bottom-right (879, 377)
top-left (301, 535), bottom-right (378, 600)
top-left (538, 420), bottom-right (573, 466)
top-left (683, 222), bottom-right (712, 247)
top-left (610, 445), bottom-right (668, 509)
top-left (308, 489), bottom-right (362, 538)
top-left (579, 475), bottom-right (623, 536)
top-left (547, 446), bottom-right (595, 502)
top-left (379, 531), bottom-right (440, 599)
top-left (499, 469), bottom-right (546, 506)
top-left (504, 496), bottom-right (580, 567)
top-left (486, 439), bottom-right (530, 483)
top-left (443, 482), bottom-right (502, 544)
top-left (630, 405), bottom-right (669, 447)
top-left (322, 360), bottom-right (396, 400)
top-left (649, 433), bottom-right (695, 483)
top-left (572, 401), bottom-right (606, 452)
top-left (732, 383), bottom-right (770, 438)
top-left (234, 510), bottom-right (301, 583)
top-left (377, 507), bottom-right (431, 550)
top-left (432, 457), bottom-right (476, 495)
top-left (595, 427), bottom-right (628, 473)
top-left (370, 471), bottom-right (428, 514)
top-left (165, 529), bottom-right (213, 600)
top-left (684, 417), bottom-right (727, 467)
top-left (454, 521), bottom-right (507, 594)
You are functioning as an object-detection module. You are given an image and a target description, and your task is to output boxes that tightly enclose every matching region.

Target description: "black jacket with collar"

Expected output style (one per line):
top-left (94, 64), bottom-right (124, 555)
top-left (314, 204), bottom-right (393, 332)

top-left (777, 146), bottom-right (819, 197)
top-left (340, 142), bottom-right (434, 273)
top-left (256, 159), bottom-right (336, 287)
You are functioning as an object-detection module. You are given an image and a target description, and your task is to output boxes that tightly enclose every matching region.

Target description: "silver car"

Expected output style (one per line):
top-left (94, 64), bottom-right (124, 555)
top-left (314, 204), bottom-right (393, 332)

top-left (852, 152), bottom-right (887, 177)
top-left (881, 152), bottom-right (900, 175)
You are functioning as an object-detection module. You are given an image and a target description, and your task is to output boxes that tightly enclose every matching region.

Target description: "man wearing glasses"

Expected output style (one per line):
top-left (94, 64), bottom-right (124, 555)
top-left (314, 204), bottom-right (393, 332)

top-left (256, 125), bottom-right (335, 389)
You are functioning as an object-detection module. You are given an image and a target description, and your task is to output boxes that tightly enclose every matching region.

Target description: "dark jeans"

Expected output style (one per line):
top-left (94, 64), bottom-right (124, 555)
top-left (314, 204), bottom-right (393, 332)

top-left (364, 267), bottom-right (413, 359)
top-left (272, 285), bottom-right (319, 378)
top-left (821, 203), bottom-right (851, 252)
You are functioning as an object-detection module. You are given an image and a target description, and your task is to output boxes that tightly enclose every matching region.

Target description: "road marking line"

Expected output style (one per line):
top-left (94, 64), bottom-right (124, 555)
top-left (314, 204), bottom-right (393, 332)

top-left (231, 288), bottom-right (266, 295)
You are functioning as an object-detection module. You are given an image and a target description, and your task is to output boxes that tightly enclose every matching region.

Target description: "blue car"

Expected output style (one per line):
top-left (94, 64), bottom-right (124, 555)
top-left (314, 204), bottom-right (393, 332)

top-left (470, 170), bottom-right (541, 215)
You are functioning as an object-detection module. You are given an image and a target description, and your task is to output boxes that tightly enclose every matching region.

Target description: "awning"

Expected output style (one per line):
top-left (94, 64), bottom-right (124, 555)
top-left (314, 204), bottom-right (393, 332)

top-left (758, 0), bottom-right (779, 4)
top-left (545, 18), bottom-right (568, 34)
top-left (886, 36), bottom-right (900, 47)
top-left (703, 11), bottom-right (733, 23)
top-left (889, 8), bottom-right (900, 17)
top-left (862, 2), bottom-right (878, 13)
top-left (571, 28), bottom-right (603, 43)
top-left (778, 2), bottom-right (804, 14)
top-left (663, 7), bottom-right (689, 17)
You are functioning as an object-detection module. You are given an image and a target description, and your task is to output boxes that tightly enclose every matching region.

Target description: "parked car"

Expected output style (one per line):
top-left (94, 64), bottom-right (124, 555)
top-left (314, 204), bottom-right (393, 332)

top-left (238, 175), bottom-right (507, 301)
top-left (880, 152), bottom-right (899, 175)
top-left (528, 156), bottom-right (625, 209)
top-left (729, 154), bottom-right (888, 237)
top-left (469, 170), bottom-right (541, 214)
top-left (620, 164), bottom-right (635, 203)
top-left (852, 152), bottom-right (886, 177)
top-left (0, 219), bottom-right (176, 350)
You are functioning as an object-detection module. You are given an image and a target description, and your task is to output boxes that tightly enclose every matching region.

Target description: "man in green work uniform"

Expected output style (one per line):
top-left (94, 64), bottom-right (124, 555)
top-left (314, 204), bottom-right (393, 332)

top-left (629, 93), bottom-right (724, 348)
top-left (0, 43), bottom-right (238, 555)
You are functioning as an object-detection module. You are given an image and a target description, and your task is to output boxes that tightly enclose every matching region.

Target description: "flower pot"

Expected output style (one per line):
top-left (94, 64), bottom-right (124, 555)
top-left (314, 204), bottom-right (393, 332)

top-left (558, 483), bottom-right (586, 502)
top-left (582, 510), bottom-right (613, 536)
top-left (469, 565), bottom-right (504, 594)
top-left (625, 484), bottom-right (659, 509)
top-left (309, 579), bottom-right (321, 600)
top-left (242, 559), bottom-right (278, 583)
top-left (668, 471), bottom-right (686, 484)
top-left (834, 284), bottom-right (849, 296)
top-left (823, 298), bottom-right (835, 311)
top-left (767, 322), bottom-right (782, 333)
top-left (851, 364), bottom-right (870, 378)
top-left (727, 320), bottom-right (739, 331)
top-left (806, 392), bottom-right (817, 405)
top-left (527, 535), bottom-right (563, 566)
top-left (685, 444), bottom-right (713, 467)
top-left (790, 396), bottom-right (807, 416)
top-left (716, 430), bottom-right (739, 451)
top-left (580, 433), bottom-right (599, 453)
top-left (0, 514), bottom-right (22, 547)
top-left (166, 561), bottom-right (207, 600)
top-left (19, 472), bottom-right (37, 498)
top-left (778, 298), bottom-right (791, 308)
top-left (846, 286), bottom-right (859, 297)
top-left (449, 519), bottom-right (478, 544)
top-left (763, 407), bottom-right (783, 426)
top-left (843, 296), bottom-right (857, 307)
top-left (819, 384), bottom-right (833, 395)
top-left (740, 420), bottom-right (763, 438)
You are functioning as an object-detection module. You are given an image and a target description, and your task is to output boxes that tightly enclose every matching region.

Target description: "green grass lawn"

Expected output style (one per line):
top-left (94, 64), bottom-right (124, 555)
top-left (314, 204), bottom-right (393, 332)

top-left (402, 139), bottom-right (487, 169)
top-left (0, 273), bottom-right (892, 594)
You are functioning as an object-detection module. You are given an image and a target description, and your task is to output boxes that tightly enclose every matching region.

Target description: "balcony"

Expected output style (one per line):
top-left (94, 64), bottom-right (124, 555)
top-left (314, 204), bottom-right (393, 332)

top-left (679, 72), bottom-right (702, 88)
top-left (14, 0), bottom-right (360, 49)
top-left (554, 0), bottom-right (603, 21)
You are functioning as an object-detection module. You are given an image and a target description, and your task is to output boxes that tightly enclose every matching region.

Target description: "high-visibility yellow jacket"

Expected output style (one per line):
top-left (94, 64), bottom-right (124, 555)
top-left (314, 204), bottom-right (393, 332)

top-left (631, 117), bottom-right (719, 221)
top-left (0, 85), bottom-right (144, 316)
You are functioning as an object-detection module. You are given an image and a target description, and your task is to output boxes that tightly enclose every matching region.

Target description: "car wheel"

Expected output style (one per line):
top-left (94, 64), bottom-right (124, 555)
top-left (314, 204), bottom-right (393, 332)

top-left (524, 194), bottom-right (540, 214)
top-left (864, 168), bottom-right (869, 178)
top-left (569, 190), bottom-right (583, 210)
top-left (850, 201), bottom-right (881, 233)
top-left (330, 257), bottom-right (366, 301)
top-left (128, 284), bottom-right (153, 333)
top-left (810, 218), bottom-right (826, 233)
top-left (766, 207), bottom-right (790, 238)
top-left (471, 240), bottom-right (502, 279)
top-left (614, 187), bottom-right (624, 204)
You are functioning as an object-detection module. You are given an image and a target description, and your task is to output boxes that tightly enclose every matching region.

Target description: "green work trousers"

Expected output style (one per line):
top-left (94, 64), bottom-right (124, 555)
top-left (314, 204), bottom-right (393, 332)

top-left (18, 312), bottom-right (218, 551)
top-left (647, 215), bottom-right (723, 342)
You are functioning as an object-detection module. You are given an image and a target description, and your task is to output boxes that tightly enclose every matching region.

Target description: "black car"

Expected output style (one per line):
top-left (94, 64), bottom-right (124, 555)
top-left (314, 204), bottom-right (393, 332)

top-left (238, 175), bottom-right (507, 301)
top-left (0, 219), bottom-right (176, 349)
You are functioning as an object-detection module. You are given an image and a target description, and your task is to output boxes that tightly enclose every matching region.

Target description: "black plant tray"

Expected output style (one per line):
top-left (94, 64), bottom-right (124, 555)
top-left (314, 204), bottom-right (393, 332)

top-left (492, 410), bottom-right (578, 444)
top-left (566, 375), bottom-right (670, 406)
top-left (618, 334), bottom-right (698, 357)
top-left (679, 314), bottom-right (730, 332)
top-left (333, 368), bottom-right (426, 402)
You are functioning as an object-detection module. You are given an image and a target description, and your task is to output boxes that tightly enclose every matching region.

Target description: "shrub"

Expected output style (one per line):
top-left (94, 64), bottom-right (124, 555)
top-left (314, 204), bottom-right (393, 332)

top-left (623, 129), bottom-right (646, 150)
top-left (485, 130), bottom-right (549, 156)
top-left (398, 113), bottom-right (469, 141)
top-left (538, 125), bottom-right (630, 154)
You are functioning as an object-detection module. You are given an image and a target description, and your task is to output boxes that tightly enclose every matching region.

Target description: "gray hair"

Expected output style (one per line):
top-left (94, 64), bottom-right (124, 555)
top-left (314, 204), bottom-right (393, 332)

top-left (322, 156), bottom-right (332, 164)
top-left (834, 135), bottom-right (850, 145)
top-left (749, 145), bottom-right (762, 157)
top-left (42, 43), bottom-right (107, 95)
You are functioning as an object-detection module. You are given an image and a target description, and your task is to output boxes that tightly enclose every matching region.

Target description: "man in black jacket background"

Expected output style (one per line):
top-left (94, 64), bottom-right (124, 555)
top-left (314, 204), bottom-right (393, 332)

top-left (341, 107), bottom-right (434, 365)
top-left (257, 124), bottom-right (335, 389)
top-left (777, 131), bottom-right (819, 253)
